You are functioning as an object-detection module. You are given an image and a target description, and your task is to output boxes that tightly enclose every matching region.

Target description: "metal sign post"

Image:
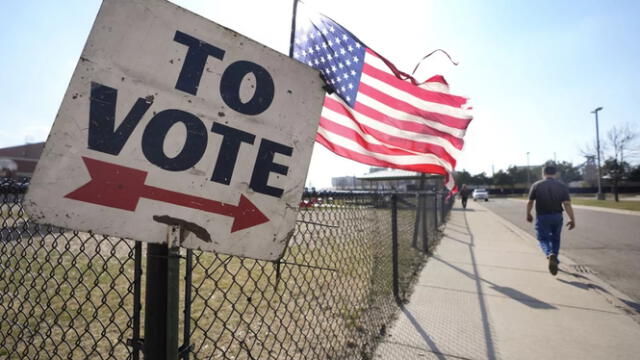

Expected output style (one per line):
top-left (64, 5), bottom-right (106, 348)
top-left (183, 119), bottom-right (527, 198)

top-left (144, 226), bottom-right (181, 360)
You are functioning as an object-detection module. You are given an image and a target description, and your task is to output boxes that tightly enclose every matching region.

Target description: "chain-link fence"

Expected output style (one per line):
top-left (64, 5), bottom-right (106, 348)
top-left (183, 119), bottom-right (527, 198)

top-left (1, 180), bottom-right (453, 359)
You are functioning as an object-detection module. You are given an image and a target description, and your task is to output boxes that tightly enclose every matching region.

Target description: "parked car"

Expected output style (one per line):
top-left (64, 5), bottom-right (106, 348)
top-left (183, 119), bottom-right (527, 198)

top-left (472, 188), bottom-right (489, 201)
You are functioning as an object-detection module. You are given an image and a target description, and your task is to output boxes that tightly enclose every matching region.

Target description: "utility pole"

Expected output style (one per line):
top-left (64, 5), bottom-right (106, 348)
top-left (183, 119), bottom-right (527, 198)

top-left (592, 107), bottom-right (605, 200)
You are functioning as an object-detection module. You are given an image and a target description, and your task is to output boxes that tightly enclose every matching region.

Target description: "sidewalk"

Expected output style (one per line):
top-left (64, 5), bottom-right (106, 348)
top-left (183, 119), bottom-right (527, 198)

top-left (374, 200), bottom-right (640, 359)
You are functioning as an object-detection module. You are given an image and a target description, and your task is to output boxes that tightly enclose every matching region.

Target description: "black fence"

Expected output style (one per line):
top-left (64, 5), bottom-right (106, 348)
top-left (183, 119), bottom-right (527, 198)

top-left (0, 183), bottom-right (453, 359)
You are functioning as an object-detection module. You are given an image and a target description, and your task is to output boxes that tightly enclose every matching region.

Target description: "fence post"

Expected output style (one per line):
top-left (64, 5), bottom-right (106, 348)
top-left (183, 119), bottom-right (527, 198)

top-left (144, 227), bottom-right (181, 360)
top-left (391, 193), bottom-right (399, 302)
top-left (412, 193), bottom-right (420, 249)
top-left (433, 193), bottom-right (438, 230)
top-left (421, 194), bottom-right (428, 253)
top-left (441, 192), bottom-right (446, 223)
top-left (181, 250), bottom-right (194, 360)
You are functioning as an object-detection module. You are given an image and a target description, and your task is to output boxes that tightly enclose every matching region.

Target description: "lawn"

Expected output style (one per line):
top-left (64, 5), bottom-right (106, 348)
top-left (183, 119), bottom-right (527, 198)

top-left (570, 198), bottom-right (640, 212)
top-left (1, 203), bottom-right (428, 360)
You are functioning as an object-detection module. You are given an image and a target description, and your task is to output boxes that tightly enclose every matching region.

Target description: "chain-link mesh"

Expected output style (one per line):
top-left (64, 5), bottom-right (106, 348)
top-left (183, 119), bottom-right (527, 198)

top-left (1, 180), bottom-right (452, 360)
top-left (0, 180), bottom-right (136, 360)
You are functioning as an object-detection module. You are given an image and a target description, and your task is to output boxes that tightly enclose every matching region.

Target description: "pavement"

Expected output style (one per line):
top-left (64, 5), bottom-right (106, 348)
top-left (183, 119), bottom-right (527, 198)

top-left (374, 200), bottom-right (640, 360)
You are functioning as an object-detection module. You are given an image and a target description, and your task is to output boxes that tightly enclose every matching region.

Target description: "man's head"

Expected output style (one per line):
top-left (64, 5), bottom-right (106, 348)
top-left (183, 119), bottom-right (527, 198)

top-left (543, 164), bottom-right (557, 178)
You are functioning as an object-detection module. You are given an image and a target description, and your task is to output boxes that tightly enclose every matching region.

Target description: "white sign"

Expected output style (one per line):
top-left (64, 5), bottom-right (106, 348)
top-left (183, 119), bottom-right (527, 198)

top-left (25, 0), bottom-right (325, 261)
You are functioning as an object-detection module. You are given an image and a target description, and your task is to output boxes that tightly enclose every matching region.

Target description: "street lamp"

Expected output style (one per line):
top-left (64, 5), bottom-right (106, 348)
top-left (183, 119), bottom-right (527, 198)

top-left (592, 107), bottom-right (605, 200)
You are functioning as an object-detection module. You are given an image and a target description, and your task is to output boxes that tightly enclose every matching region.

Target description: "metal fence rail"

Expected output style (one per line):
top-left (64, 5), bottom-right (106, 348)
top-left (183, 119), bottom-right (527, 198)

top-left (0, 182), bottom-right (453, 360)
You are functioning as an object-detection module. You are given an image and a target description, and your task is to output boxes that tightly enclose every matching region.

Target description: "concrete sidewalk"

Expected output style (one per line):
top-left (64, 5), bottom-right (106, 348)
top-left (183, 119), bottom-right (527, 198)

top-left (374, 200), bottom-right (640, 359)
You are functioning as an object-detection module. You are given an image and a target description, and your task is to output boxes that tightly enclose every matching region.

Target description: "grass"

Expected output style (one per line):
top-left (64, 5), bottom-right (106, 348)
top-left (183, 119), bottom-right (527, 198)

top-left (0, 235), bottom-right (136, 359)
top-left (1, 204), bottom-right (429, 359)
top-left (570, 198), bottom-right (640, 211)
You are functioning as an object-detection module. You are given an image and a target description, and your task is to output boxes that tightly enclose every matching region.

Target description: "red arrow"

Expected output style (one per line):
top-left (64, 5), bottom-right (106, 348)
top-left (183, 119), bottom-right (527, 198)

top-left (65, 157), bottom-right (269, 233)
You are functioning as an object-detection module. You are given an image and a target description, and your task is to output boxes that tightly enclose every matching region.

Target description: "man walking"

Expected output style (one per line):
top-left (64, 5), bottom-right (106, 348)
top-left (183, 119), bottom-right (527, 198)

top-left (526, 164), bottom-right (576, 275)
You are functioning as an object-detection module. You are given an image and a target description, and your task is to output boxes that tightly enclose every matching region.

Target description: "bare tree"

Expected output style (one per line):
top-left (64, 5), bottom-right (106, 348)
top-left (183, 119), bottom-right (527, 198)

top-left (607, 124), bottom-right (638, 163)
top-left (579, 139), bottom-right (607, 161)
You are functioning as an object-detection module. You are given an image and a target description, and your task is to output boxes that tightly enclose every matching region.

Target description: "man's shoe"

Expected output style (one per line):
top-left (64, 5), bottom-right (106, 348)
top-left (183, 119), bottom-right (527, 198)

top-left (548, 254), bottom-right (559, 276)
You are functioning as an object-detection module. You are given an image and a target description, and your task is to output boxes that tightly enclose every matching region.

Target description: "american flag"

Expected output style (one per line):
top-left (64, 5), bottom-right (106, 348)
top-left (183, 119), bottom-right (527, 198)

top-left (292, 2), bottom-right (473, 190)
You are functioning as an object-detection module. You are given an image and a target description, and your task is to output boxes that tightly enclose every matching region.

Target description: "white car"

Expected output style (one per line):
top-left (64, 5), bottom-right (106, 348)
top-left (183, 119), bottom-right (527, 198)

top-left (472, 189), bottom-right (489, 201)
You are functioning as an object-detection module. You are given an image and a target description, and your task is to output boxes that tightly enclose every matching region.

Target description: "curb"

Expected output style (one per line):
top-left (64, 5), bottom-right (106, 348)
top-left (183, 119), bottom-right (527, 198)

top-left (506, 198), bottom-right (640, 217)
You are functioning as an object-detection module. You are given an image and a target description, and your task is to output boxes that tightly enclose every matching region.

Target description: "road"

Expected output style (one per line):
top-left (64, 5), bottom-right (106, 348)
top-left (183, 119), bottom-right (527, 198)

top-left (479, 198), bottom-right (640, 307)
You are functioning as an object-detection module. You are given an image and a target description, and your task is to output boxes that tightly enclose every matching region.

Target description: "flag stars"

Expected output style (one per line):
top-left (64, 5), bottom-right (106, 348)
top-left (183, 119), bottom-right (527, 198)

top-left (348, 83), bottom-right (354, 89)
top-left (345, 59), bottom-right (351, 66)
top-left (346, 95), bottom-right (351, 101)
top-left (348, 45), bottom-right (353, 52)
top-left (340, 48), bottom-right (346, 55)
top-left (329, 26), bottom-right (335, 33)
top-left (353, 56), bottom-right (359, 63)
top-left (355, 42), bottom-right (361, 48)
top-left (342, 73), bottom-right (349, 79)
top-left (341, 34), bottom-right (348, 40)
top-left (350, 70), bottom-right (356, 76)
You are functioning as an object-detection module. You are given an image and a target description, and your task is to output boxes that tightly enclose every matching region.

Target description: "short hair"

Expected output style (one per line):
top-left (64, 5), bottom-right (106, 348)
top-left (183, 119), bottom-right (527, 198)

top-left (543, 164), bottom-right (557, 175)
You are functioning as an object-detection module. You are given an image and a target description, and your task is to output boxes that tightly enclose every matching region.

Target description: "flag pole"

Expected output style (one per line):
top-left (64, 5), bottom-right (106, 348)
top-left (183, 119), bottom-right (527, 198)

top-left (288, 0), bottom-right (300, 57)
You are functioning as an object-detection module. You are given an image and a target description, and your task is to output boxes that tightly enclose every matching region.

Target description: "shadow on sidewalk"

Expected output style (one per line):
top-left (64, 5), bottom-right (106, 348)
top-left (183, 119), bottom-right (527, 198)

top-left (427, 209), bottom-right (559, 360)
top-left (558, 273), bottom-right (640, 314)
top-left (399, 305), bottom-right (448, 360)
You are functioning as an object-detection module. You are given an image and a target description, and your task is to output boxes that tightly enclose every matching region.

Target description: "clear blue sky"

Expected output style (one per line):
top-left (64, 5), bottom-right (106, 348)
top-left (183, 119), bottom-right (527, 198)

top-left (1, 0), bottom-right (638, 188)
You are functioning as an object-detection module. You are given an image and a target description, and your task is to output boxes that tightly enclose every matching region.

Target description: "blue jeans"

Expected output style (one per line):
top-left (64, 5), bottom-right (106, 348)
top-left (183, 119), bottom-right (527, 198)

top-left (535, 213), bottom-right (563, 256)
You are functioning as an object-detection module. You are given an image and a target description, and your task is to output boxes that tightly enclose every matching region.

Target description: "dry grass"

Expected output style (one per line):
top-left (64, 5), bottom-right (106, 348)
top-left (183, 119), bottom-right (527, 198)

top-left (570, 197), bottom-right (640, 211)
top-left (1, 205), bottom-right (424, 360)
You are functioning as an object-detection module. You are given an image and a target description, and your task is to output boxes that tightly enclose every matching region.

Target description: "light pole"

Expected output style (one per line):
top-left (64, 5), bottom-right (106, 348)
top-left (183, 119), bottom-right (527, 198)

top-left (592, 107), bottom-right (605, 200)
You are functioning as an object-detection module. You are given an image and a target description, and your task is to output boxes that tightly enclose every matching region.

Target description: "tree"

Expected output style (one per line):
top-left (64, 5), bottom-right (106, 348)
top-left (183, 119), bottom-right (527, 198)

top-left (470, 172), bottom-right (491, 186)
top-left (492, 170), bottom-right (514, 187)
top-left (454, 169), bottom-right (473, 187)
top-left (629, 165), bottom-right (640, 182)
top-left (602, 158), bottom-right (631, 202)
top-left (553, 161), bottom-right (582, 184)
top-left (607, 124), bottom-right (638, 164)
top-left (506, 165), bottom-right (541, 185)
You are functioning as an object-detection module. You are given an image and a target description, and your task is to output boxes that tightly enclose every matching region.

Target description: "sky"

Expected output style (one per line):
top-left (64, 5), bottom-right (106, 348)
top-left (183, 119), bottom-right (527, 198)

top-left (1, 0), bottom-right (639, 189)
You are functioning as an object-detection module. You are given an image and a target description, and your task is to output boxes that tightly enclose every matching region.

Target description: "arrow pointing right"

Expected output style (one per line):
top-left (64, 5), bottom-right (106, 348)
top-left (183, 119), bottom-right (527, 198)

top-left (65, 157), bottom-right (270, 232)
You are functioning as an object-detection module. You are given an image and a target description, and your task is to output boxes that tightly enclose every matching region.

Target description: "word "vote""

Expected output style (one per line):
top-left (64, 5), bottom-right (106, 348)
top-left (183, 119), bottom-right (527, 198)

top-left (87, 30), bottom-right (292, 198)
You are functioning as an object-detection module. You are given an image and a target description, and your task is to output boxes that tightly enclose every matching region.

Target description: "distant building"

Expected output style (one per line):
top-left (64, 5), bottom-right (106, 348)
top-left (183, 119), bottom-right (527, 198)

top-left (357, 169), bottom-right (443, 191)
top-left (331, 176), bottom-right (364, 190)
top-left (0, 142), bottom-right (45, 178)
